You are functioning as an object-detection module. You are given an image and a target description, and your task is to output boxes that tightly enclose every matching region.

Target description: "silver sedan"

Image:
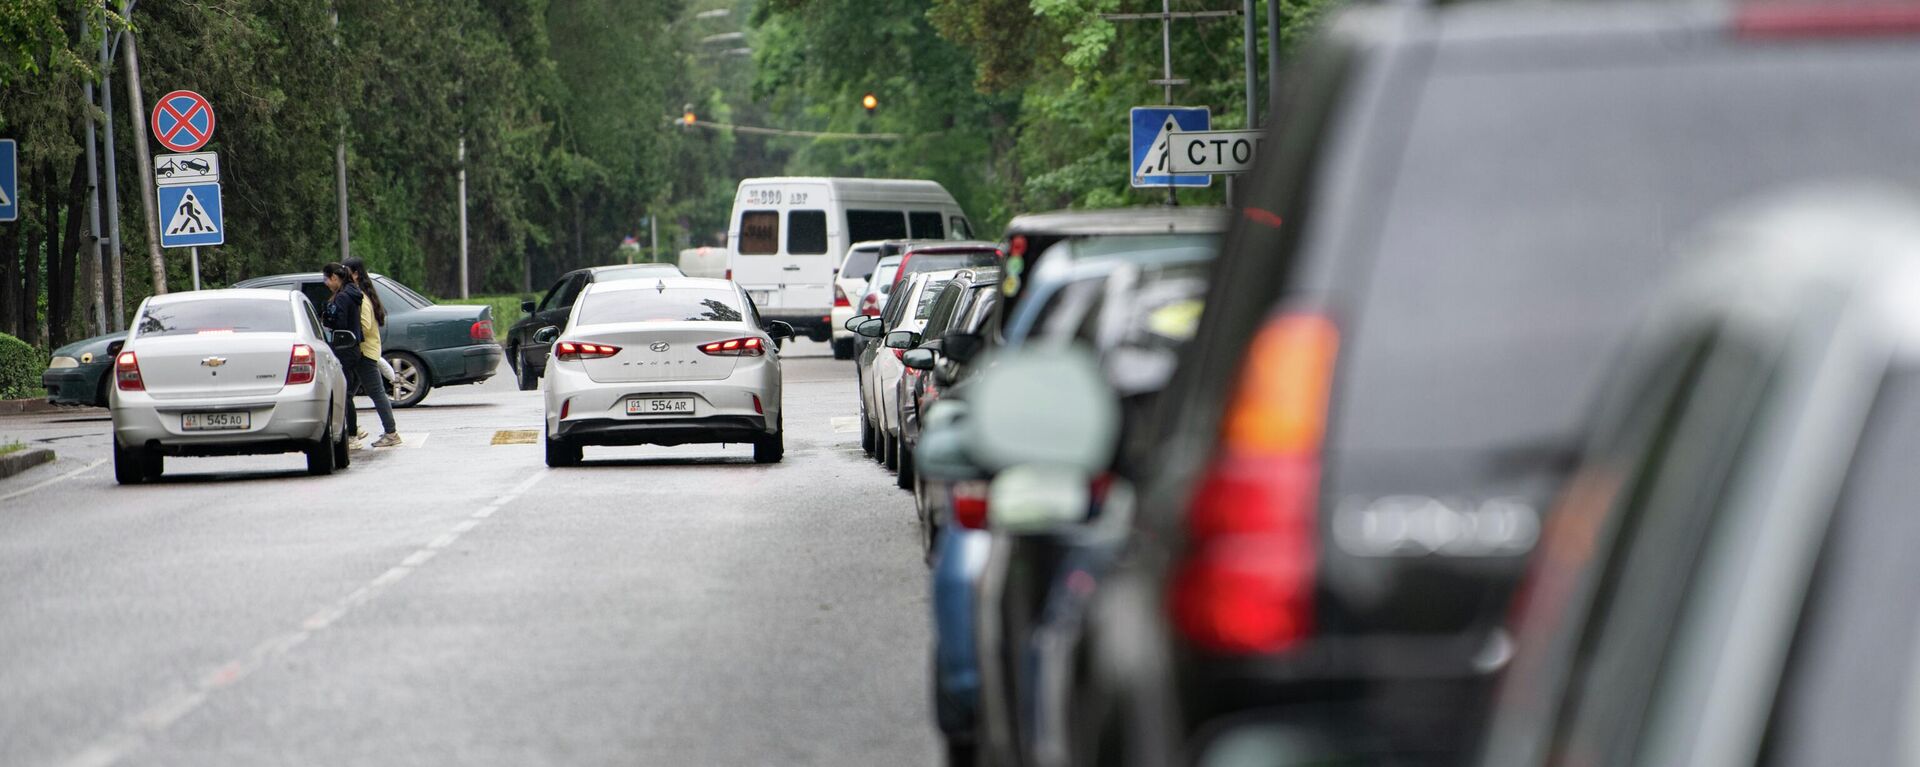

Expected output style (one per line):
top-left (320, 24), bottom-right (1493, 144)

top-left (539, 278), bottom-right (792, 466)
top-left (109, 289), bottom-right (352, 484)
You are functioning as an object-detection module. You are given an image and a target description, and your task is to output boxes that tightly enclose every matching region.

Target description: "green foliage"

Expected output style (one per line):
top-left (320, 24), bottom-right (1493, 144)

top-left (0, 332), bottom-right (39, 400)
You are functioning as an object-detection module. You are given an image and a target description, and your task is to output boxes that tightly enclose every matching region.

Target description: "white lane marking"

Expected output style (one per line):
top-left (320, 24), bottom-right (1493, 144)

top-left (56, 469), bottom-right (551, 767)
top-left (407, 432), bottom-right (430, 448)
top-left (0, 457), bottom-right (108, 503)
top-left (830, 416), bottom-right (860, 434)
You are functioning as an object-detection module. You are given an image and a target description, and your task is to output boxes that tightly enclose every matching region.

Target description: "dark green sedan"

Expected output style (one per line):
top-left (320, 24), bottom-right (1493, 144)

top-left (231, 272), bottom-right (502, 407)
top-left (41, 331), bottom-right (125, 406)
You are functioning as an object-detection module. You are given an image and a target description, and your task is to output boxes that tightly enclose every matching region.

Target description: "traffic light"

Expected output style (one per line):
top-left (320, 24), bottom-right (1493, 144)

top-left (862, 92), bottom-right (877, 116)
top-left (682, 103), bottom-right (696, 127)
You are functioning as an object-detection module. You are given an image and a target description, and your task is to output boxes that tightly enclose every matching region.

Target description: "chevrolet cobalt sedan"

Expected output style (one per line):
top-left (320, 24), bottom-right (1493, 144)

top-left (539, 278), bottom-right (792, 467)
top-left (110, 289), bottom-right (353, 484)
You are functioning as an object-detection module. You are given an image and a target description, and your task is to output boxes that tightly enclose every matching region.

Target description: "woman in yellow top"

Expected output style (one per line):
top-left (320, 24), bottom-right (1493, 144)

top-left (345, 257), bottom-right (401, 448)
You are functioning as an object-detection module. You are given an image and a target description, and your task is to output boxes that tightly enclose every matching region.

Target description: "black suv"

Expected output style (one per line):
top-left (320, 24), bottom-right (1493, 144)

top-left (503, 263), bottom-right (684, 390)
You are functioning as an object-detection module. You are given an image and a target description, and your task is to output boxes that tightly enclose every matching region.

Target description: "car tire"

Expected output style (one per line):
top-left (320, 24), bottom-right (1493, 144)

top-left (333, 420), bottom-right (351, 469)
top-left (113, 443), bottom-right (146, 485)
top-left (516, 357), bottom-right (540, 391)
top-left (884, 431), bottom-right (900, 472)
top-left (943, 739), bottom-right (976, 767)
top-left (896, 436), bottom-right (914, 489)
top-left (384, 351), bottom-right (431, 408)
top-left (545, 433), bottom-right (581, 467)
top-left (754, 418), bottom-right (785, 464)
top-left (832, 337), bottom-right (855, 360)
top-left (306, 430), bottom-right (338, 476)
top-left (141, 449), bottom-right (165, 482)
top-left (860, 409), bottom-right (875, 455)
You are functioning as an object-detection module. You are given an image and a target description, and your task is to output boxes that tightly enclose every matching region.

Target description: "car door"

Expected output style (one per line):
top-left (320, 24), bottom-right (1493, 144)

top-left (523, 273), bottom-right (586, 377)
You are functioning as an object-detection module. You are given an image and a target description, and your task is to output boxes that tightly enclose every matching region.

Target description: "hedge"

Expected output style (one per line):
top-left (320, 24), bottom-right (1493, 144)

top-left (0, 333), bottom-right (38, 400)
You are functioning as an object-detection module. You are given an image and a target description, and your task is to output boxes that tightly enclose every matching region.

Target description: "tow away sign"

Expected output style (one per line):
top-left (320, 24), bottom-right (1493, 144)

top-left (155, 152), bottom-right (220, 185)
top-left (1166, 130), bottom-right (1266, 175)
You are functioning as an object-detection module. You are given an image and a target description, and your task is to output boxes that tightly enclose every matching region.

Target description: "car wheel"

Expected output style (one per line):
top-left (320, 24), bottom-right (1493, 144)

top-left (545, 433), bottom-right (581, 467)
top-left (860, 408), bottom-right (875, 455)
top-left (896, 437), bottom-right (915, 489)
top-left (94, 374), bottom-right (111, 408)
top-left (384, 352), bottom-right (431, 408)
top-left (884, 431), bottom-right (900, 472)
top-left (306, 430), bottom-right (338, 476)
top-left (113, 443), bottom-right (146, 485)
top-left (943, 739), bottom-right (976, 767)
top-left (141, 449), bottom-right (165, 482)
top-left (832, 337), bottom-right (855, 360)
top-left (754, 417), bottom-right (785, 464)
top-left (333, 420), bottom-right (351, 469)
top-left (516, 357), bottom-right (540, 391)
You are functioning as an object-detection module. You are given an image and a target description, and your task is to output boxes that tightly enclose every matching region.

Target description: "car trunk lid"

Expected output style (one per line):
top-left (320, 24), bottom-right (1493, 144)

top-left (133, 335), bottom-right (295, 400)
top-left (567, 322), bottom-right (749, 383)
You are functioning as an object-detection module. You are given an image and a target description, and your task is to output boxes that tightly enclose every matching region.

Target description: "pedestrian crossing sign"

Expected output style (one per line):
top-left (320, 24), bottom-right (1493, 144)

top-left (0, 139), bottom-right (16, 222)
top-left (1130, 107), bottom-right (1211, 189)
top-left (157, 182), bottom-right (223, 248)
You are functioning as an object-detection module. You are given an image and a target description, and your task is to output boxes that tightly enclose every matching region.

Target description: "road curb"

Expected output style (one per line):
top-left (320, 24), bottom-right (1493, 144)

top-left (0, 447), bottom-right (55, 479)
top-left (0, 398), bottom-right (68, 416)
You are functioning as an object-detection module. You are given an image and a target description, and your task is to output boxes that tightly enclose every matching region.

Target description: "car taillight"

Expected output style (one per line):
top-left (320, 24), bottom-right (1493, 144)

top-left (893, 256), bottom-right (913, 290)
top-left (470, 319), bottom-right (494, 341)
top-left (115, 351), bottom-right (144, 391)
top-left (699, 337), bottom-right (765, 357)
top-left (1735, 2), bottom-right (1920, 37)
top-left (286, 344), bottom-right (317, 385)
top-left (860, 294), bottom-right (882, 317)
top-left (554, 341), bottom-right (620, 361)
top-left (953, 480), bottom-right (990, 530)
top-left (1170, 312), bottom-right (1337, 655)
top-left (834, 284), bottom-right (851, 308)
top-left (724, 268), bottom-right (732, 281)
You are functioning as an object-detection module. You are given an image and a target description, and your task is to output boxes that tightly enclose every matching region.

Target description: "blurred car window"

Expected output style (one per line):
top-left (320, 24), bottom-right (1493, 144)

top-left (575, 289), bottom-right (744, 324)
top-left (135, 299), bottom-right (294, 337)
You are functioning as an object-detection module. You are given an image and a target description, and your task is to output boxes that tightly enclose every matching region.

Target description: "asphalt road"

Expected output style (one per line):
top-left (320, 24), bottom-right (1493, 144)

top-left (0, 341), bottom-right (939, 766)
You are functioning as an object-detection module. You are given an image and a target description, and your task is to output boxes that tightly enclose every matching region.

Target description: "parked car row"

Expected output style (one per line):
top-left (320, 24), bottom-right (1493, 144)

top-left (854, 1), bottom-right (1920, 765)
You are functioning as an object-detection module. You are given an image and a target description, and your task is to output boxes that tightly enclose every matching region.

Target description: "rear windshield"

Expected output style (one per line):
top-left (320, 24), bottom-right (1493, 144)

top-left (871, 262), bottom-right (901, 293)
top-left (594, 265), bottom-right (683, 282)
top-left (136, 299), bottom-right (294, 337)
top-left (842, 248), bottom-right (882, 280)
top-left (902, 250), bottom-right (998, 279)
top-left (576, 289), bottom-right (744, 325)
top-left (1337, 44), bottom-right (1920, 454)
top-left (373, 277), bottom-right (430, 310)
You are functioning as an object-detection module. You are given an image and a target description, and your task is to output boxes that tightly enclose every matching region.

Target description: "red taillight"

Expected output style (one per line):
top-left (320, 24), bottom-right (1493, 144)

top-left (699, 337), bottom-right (765, 357)
top-left (559, 398), bottom-right (570, 419)
top-left (953, 480), bottom-right (990, 530)
top-left (1170, 312), bottom-right (1338, 655)
top-left (470, 319), bottom-right (494, 341)
top-left (1735, 2), bottom-right (1920, 37)
top-left (892, 255), bottom-right (914, 290)
top-left (860, 293), bottom-right (882, 316)
top-left (834, 284), bottom-right (852, 308)
top-left (115, 351), bottom-right (144, 391)
top-left (286, 344), bottom-right (316, 385)
top-left (724, 268), bottom-right (732, 281)
top-left (553, 341), bottom-right (620, 361)
top-left (752, 394), bottom-right (764, 414)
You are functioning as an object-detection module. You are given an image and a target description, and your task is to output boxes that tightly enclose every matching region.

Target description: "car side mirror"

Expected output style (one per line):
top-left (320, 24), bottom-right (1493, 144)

top-left (916, 402), bottom-right (986, 482)
top-left (106, 340), bottom-right (125, 358)
top-left (844, 316), bottom-right (869, 332)
top-left (856, 317), bottom-right (885, 338)
top-left (902, 347), bottom-right (937, 370)
top-left (329, 329), bottom-right (359, 349)
top-left (960, 346), bottom-right (1119, 474)
top-left (520, 300), bottom-right (537, 314)
top-left (765, 320), bottom-right (795, 340)
top-left (942, 332), bottom-right (985, 364)
top-left (532, 326), bottom-right (560, 345)
top-left (885, 330), bottom-right (922, 350)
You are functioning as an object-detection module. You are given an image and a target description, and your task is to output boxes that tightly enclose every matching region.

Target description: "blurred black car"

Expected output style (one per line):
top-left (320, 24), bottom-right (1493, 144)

top-left (1481, 191), bottom-right (1920, 767)
top-left (1071, 2), bottom-right (1920, 764)
top-left (503, 263), bottom-right (685, 390)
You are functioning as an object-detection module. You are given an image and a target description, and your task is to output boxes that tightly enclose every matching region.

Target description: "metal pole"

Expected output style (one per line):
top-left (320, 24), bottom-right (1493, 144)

top-left (1268, 0), bottom-right (1282, 117)
top-left (83, 16), bottom-right (107, 334)
top-left (334, 7), bottom-right (349, 262)
top-left (1245, 0), bottom-right (1259, 129)
top-left (190, 247), bottom-right (200, 290)
top-left (457, 136), bottom-right (469, 299)
top-left (123, 31), bottom-right (166, 295)
top-left (1162, 0), bottom-right (1176, 206)
top-left (102, 5), bottom-right (127, 328)
top-left (649, 213), bottom-right (658, 265)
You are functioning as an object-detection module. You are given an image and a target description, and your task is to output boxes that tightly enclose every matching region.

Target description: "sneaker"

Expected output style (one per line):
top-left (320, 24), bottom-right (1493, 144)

top-left (372, 433), bottom-right (403, 448)
top-left (348, 435), bottom-right (366, 451)
top-left (354, 430), bottom-right (369, 441)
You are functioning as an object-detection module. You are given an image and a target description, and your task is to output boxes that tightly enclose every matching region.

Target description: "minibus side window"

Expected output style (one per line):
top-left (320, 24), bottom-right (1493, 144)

top-left (909, 211), bottom-right (945, 239)
top-left (740, 211), bottom-right (779, 255)
top-left (789, 210), bottom-right (829, 254)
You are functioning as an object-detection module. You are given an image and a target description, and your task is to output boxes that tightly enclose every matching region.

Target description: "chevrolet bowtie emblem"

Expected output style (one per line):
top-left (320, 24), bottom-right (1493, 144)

top-left (201, 356), bottom-right (227, 368)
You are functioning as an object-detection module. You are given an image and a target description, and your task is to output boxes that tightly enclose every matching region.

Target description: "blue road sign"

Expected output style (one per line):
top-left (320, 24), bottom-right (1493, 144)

top-left (1130, 107), bottom-right (1211, 189)
top-left (0, 139), bottom-right (16, 222)
top-left (157, 182), bottom-right (224, 248)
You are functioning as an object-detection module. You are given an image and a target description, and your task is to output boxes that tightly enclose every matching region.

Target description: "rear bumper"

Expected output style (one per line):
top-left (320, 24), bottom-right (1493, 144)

top-left (42, 365), bottom-right (108, 406)
top-left (420, 343), bottom-right (502, 385)
top-left (112, 386), bottom-right (334, 455)
top-left (831, 306), bottom-right (855, 341)
top-left (555, 415), bottom-right (771, 446)
top-left (544, 357), bottom-right (781, 446)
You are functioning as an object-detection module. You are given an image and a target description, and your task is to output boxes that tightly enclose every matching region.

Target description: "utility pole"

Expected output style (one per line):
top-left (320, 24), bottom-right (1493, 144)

top-left (649, 212), bottom-right (659, 265)
top-left (457, 137), bottom-right (469, 299)
top-left (1268, 0), bottom-right (1282, 116)
top-left (101, 12), bottom-right (127, 328)
top-left (333, 6), bottom-right (350, 262)
top-left (123, 31), bottom-right (166, 295)
top-left (1101, 3), bottom-right (1238, 206)
top-left (82, 14), bottom-right (107, 333)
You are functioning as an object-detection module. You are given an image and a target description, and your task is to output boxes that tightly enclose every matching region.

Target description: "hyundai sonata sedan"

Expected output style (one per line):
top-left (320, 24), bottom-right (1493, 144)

top-left (540, 277), bottom-right (792, 467)
top-left (110, 289), bottom-right (353, 484)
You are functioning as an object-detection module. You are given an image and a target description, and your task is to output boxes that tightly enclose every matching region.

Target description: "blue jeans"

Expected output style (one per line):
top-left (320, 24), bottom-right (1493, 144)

top-left (344, 353), bottom-right (397, 436)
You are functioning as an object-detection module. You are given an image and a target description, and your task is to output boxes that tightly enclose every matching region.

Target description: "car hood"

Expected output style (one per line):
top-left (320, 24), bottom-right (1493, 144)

top-left (52, 331), bottom-right (127, 360)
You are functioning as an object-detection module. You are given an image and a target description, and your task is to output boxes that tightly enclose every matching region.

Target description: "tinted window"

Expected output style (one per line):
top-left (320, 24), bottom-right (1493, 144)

top-left (914, 282), bottom-right (949, 320)
top-left (1339, 47), bottom-right (1920, 455)
top-left (950, 216), bottom-right (973, 240)
top-left (136, 299), bottom-right (294, 337)
top-left (374, 276), bottom-right (431, 310)
top-left (295, 281), bottom-right (333, 313)
top-left (909, 212), bottom-right (945, 239)
top-left (593, 265), bottom-right (683, 282)
top-left (576, 289), bottom-right (744, 325)
top-left (739, 210), bottom-right (778, 255)
top-left (788, 210), bottom-right (828, 255)
top-left (847, 210), bottom-right (908, 242)
top-left (901, 249), bottom-right (998, 282)
top-left (841, 247), bottom-right (882, 280)
top-left (922, 280), bottom-right (970, 337)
